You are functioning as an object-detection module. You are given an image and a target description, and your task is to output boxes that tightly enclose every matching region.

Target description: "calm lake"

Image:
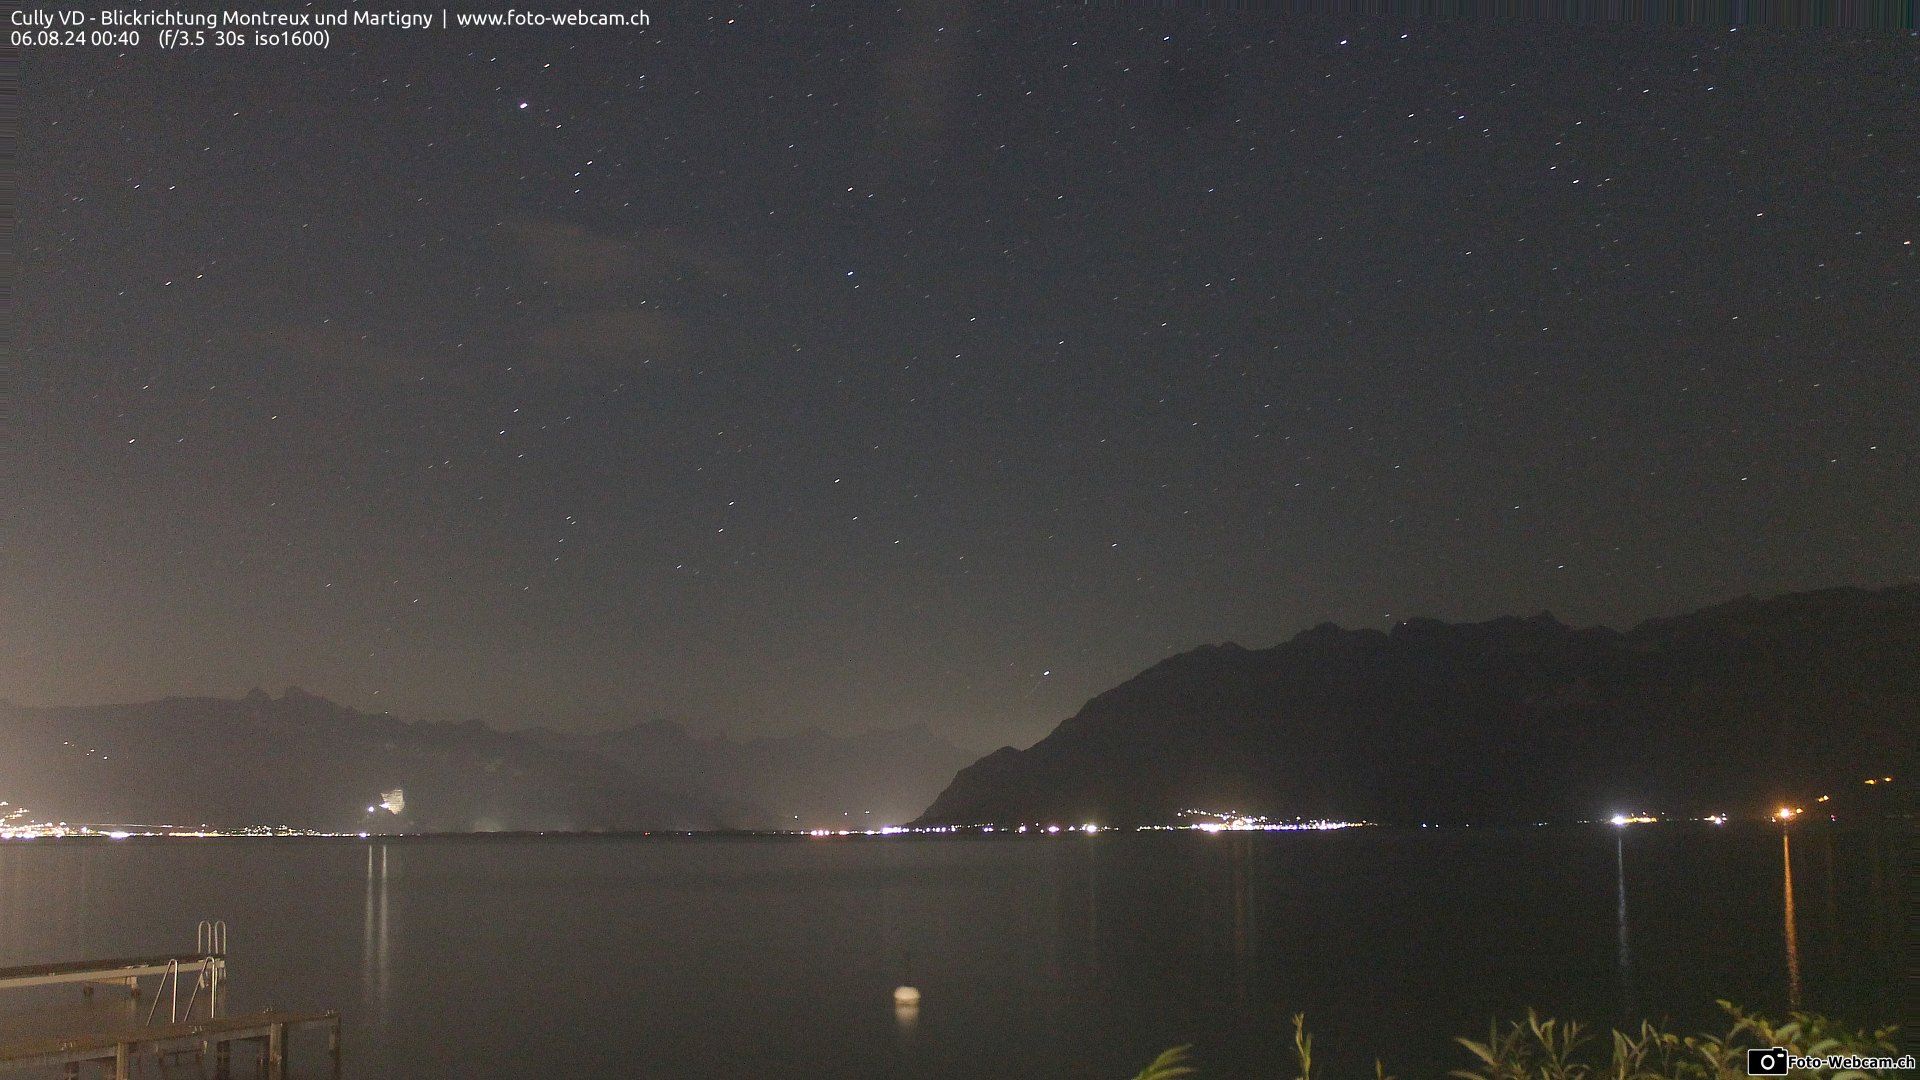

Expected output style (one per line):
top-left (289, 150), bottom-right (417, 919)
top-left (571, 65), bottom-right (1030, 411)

top-left (0, 825), bottom-right (1902, 1078)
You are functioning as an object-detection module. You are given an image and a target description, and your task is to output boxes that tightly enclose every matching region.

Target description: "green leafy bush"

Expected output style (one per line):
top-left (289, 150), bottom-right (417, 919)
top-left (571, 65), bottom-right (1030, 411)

top-left (1135, 1003), bottom-right (1902, 1080)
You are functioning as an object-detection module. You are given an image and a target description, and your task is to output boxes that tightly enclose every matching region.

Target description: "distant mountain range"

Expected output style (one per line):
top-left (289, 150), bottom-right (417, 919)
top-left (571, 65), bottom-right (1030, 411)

top-left (912, 586), bottom-right (1920, 828)
top-left (7, 586), bottom-right (1913, 834)
top-left (0, 689), bottom-right (975, 833)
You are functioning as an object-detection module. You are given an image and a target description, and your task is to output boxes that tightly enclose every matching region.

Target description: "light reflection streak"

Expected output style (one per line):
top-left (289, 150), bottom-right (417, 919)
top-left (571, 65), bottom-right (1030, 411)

top-left (1781, 832), bottom-right (1801, 1009)
top-left (362, 843), bottom-right (376, 1002)
top-left (378, 843), bottom-right (391, 1006)
top-left (1230, 835), bottom-right (1251, 1009)
top-left (362, 842), bottom-right (391, 1016)
top-left (1615, 831), bottom-right (1633, 1017)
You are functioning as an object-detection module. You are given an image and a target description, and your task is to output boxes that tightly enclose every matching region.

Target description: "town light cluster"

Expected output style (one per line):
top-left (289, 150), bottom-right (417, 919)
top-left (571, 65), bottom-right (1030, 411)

top-left (1, 799), bottom-right (372, 840)
top-left (1150, 809), bottom-right (1371, 832)
top-left (4, 776), bottom-right (1896, 841)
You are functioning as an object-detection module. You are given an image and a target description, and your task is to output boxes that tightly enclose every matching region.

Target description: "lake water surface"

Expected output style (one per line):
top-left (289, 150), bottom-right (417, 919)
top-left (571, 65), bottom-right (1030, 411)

top-left (0, 825), bottom-right (1902, 1078)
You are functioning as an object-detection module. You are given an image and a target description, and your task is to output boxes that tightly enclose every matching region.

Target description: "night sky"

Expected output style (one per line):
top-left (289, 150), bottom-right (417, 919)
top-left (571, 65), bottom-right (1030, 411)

top-left (9, 5), bottom-right (1917, 749)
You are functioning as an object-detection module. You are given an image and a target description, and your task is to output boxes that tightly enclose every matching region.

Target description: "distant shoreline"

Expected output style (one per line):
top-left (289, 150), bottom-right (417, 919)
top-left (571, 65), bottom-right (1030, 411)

top-left (7, 817), bottom-right (1904, 845)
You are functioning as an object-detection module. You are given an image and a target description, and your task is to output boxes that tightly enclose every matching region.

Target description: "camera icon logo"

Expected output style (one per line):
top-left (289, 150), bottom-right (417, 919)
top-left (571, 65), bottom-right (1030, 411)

top-left (1746, 1048), bottom-right (1790, 1075)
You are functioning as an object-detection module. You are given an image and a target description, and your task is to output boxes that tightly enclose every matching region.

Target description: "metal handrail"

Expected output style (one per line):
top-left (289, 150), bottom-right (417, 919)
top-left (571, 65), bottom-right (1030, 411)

top-left (195, 920), bottom-right (227, 957)
top-left (182, 959), bottom-right (204, 1021)
top-left (194, 919), bottom-right (228, 1019)
top-left (142, 959), bottom-right (180, 1026)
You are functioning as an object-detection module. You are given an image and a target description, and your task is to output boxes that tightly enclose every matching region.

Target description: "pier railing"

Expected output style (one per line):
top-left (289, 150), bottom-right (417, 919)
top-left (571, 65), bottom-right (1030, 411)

top-left (0, 919), bottom-right (228, 1023)
top-left (0, 953), bottom-right (224, 996)
top-left (0, 1008), bottom-right (340, 1079)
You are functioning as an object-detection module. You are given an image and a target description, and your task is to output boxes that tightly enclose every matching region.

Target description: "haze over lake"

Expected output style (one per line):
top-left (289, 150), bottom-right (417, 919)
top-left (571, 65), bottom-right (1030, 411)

top-left (0, 825), bottom-right (1897, 1079)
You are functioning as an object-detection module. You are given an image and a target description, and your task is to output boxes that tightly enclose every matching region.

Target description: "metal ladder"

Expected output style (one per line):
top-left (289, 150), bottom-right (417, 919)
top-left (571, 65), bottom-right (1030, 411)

top-left (144, 921), bottom-right (228, 1027)
top-left (194, 920), bottom-right (227, 1021)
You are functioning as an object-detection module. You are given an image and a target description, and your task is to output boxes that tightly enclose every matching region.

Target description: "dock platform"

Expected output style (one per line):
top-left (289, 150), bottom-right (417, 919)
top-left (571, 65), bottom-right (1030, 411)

top-left (0, 921), bottom-right (339, 1077)
top-left (0, 955), bottom-right (225, 996)
top-left (0, 1009), bottom-right (340, 1078)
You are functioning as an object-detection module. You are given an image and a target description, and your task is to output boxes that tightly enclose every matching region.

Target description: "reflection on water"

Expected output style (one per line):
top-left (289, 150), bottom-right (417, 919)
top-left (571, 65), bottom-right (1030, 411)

top-left (361, 845), bottom-right (373, 991)
top-left (894, 992), bottom-right (920, 1036)
top-left (1865, 827), bottom-right (1888, 957)
top-left (1781, 833), bottom-right (1801, 1010)
top-left (362, 843), bottom-right (390, 1022)
top-left (1615, 832), bottom-right (1634, 1018)
top-left (0, 826), bottom-right (1901, 1080)
top-left (1229, 835), bottom-right (1253, 1010)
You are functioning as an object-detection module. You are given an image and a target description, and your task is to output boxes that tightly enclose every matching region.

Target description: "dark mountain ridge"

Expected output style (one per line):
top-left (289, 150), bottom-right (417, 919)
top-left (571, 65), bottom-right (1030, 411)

top-left (0, 689), bottom-right (972, 832)
top-left (911, 585), bottom-right (1920, 827)
top-left (0, 688), bottom-right (755, 832)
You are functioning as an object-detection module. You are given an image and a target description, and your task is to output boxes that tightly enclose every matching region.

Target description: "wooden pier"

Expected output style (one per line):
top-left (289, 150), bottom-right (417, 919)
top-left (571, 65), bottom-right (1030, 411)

top-left (0, 1009), bottom-right (340, 1079)
top-left (0, 921), bottom-right (343, 1077)
top-left (0, 954), bottom-right (225, 998)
